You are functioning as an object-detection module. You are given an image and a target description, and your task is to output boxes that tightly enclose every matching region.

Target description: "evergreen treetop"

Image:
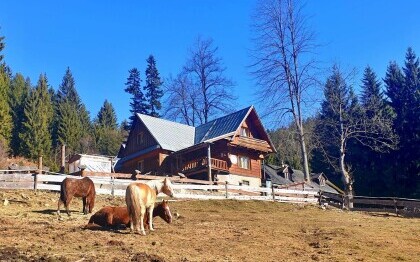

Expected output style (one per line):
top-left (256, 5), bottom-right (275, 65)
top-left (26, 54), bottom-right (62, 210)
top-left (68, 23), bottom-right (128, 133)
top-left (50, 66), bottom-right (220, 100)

top-left (125, 67), bottom-right (148, 127)
top-left (96, 99), bottom-right (118, 129)
top-left (144, 55), bottom-right (163, 118)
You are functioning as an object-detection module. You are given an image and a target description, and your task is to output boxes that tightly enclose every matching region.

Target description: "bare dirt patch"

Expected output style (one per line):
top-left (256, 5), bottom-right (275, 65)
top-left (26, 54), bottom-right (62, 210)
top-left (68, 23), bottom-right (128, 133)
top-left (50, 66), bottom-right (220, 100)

top-left (1, 189), bottom-right (419, 261)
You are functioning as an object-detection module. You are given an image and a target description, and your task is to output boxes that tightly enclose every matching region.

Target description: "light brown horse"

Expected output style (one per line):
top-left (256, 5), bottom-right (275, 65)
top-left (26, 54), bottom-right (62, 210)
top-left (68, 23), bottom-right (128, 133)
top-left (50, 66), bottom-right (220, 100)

top-left (125, 178), bottom-right (174, 235)
top-left (57, 177), bottom-right (96, 216)
top-left (86, 200), bottom-right (172, 230)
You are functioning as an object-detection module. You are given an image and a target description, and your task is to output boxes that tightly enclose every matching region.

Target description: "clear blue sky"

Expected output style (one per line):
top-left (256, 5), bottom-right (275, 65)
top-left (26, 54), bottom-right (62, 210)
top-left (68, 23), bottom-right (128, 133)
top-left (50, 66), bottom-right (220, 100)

top-left (1, 1), bottom-right (419, 126)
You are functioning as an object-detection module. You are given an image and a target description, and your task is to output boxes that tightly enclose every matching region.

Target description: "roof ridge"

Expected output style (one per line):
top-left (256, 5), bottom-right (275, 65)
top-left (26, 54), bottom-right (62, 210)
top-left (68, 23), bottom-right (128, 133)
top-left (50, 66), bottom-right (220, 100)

top-left (137, 113), bottom-right (195, 129)
top-left (196, 106), bottom-right (253, 129)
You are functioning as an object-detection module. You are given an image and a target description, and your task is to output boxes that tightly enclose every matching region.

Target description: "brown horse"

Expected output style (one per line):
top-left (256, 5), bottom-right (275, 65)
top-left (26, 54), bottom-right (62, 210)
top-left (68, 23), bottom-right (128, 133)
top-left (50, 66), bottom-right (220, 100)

top-left (86, 200), bottom-right (172, 230)
top-left (126, 178), bottom-right (174, 235)
top-left (57, 177), bottom-right (96, 216)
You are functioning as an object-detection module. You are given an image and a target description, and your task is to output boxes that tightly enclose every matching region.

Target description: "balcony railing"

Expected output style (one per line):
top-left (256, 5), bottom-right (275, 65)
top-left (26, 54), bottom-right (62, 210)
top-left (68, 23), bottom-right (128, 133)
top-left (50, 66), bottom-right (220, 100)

top-left (181, 157), bottom-right (228, 173)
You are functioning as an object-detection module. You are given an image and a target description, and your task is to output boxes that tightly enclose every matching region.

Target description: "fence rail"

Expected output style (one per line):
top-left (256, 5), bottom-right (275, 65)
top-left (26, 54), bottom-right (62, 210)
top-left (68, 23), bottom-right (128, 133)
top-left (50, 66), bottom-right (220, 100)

top-left (0, 172), bottom-right (317, 204)
top-left (2, 172), bottom-right (419, 213)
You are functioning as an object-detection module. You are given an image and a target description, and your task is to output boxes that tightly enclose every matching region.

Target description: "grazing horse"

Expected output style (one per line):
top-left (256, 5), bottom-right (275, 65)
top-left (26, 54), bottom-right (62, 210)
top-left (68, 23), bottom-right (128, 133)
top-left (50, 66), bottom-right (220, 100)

top-left (86, 200), bottom-right (172, 229)
top-left (125, 177), bottom-right (174, 235)
top-left (57, 177), bottom-right (96, 216)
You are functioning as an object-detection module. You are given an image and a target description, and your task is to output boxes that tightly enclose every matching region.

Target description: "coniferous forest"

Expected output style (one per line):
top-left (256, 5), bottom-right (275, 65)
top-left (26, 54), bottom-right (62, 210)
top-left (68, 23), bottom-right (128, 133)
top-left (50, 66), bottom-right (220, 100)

top-left (0, 28), bottom-right (419, 199)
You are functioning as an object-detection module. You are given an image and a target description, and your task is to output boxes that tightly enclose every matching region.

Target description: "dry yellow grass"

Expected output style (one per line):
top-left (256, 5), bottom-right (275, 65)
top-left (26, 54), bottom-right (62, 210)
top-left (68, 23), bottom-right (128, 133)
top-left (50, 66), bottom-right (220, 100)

top-left (0, 189), bottom-right (419, 261)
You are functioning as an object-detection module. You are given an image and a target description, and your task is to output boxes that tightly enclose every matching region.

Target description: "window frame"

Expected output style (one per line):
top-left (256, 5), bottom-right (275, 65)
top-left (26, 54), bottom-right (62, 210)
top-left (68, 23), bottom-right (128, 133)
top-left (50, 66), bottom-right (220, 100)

top-left (240, 127), bottom-right (250, 137)
top-left (238, 155), bottom-right (251, 170)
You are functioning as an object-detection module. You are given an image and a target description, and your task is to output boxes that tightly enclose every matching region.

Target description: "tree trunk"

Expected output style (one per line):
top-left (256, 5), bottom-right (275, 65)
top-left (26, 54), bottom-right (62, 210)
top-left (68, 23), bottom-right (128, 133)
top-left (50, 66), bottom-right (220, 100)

top-left (298, 126), bottom-right (310, 182)
top-left (340, 145), bottom-right (353, 210)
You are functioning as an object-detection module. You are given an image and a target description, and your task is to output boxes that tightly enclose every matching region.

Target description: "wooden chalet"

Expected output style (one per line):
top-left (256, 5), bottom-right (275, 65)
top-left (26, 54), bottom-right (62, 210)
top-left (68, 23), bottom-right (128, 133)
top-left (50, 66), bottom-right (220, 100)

top-left (115, 106), bottom-right (276, 187)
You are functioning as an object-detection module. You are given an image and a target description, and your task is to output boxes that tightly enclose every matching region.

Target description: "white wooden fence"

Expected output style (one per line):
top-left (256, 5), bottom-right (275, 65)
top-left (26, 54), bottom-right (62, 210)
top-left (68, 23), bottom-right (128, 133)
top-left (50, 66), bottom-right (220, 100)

top-left (0, 172), bottom-right (318, 204)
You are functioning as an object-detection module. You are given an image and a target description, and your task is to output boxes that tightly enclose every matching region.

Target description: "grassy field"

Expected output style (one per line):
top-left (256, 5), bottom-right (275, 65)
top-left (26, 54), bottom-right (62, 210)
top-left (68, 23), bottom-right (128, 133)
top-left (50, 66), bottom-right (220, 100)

top-left (0, 189), bottom-right (419, 262)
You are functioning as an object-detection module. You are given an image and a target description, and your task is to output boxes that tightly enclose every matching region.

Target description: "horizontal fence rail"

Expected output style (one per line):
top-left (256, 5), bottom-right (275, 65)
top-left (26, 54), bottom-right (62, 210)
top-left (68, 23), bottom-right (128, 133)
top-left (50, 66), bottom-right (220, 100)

top-left (0, 172), bottom-right (318, 204)
top-left (2, 172), bottom-right (419, 213)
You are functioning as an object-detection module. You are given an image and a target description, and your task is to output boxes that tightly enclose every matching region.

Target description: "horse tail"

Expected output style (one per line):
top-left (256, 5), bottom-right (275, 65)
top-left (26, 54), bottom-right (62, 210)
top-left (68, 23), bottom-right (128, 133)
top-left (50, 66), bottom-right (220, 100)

top-left (126, 184), bottom-right (141, 229)
top-left (88, 178), bottom-right (96, 213)
top-left (60, 179), bottom-right (67, 204)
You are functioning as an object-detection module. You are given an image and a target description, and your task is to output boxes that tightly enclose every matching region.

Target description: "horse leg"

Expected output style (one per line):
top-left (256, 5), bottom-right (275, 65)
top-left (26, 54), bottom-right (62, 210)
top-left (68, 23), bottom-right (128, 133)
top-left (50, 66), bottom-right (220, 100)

top-left (65, 195), bottom-right (73, 216)
top-left (82, 197), bottom-right (87, 215)
top-left (139, 206), bottom-right (146, 235)
top-left (57, 199), bottom-right (63, 216)
top-left (148, 205), bottom-right (154, 231)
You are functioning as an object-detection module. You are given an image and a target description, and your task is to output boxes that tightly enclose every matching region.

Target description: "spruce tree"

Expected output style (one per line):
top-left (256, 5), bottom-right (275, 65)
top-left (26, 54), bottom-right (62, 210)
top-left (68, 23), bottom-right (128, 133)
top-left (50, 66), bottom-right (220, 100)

top-left (55, 68), bottom-right (91, 154)
top-left (96, 100), bottom-right (117, 129)
top-left (94, 100), bottom-right (121, 155)
top-left (0, 34), bottom-right (5, 62)
top-left (125, 68), bottom-right (148, 127)
top-left (361, 66), bottom-right (385, 118)
top-left (19, 74), bottom-right (53, 160)
top-left (8, 73), bottom-right (30, 155)
top-left (0, 65), bottom-right (12, 151)
top-left (144, 55), bottom-right (163, 117)
top-left (384, 48), bottom-right (420, 197)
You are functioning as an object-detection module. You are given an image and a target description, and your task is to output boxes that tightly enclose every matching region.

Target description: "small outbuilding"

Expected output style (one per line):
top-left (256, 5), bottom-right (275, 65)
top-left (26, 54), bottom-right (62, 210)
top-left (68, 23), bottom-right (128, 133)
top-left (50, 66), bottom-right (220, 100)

top-left (68, 154), bottom-right (115, 173)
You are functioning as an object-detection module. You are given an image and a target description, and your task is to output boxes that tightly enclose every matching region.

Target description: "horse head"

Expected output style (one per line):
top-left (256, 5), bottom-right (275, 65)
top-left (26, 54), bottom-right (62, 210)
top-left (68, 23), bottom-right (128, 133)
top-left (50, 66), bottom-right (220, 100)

top-left (161, 177), bottom-right (174, 198)
top-left (160, 200), bottom-right (172, 224)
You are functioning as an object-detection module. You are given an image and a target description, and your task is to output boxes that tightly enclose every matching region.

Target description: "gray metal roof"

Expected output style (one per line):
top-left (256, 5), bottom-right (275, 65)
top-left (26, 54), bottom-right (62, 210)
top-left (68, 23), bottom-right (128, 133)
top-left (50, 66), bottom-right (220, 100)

top-left (137, 106), bottom-right (253, 151)
top-left (263, 164), bottom-right (341, 194)
top-left (137, 114), bottom-right (195, 152)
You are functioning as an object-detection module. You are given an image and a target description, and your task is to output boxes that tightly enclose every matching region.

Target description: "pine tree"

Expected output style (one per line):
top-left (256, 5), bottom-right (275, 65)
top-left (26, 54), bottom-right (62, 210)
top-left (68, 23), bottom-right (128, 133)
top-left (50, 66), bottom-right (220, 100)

top-left (361, 66), bottom-right (385, 118)
top-left (384, 48), bottom-right (420, 197)
top-left (55, 68), bottom-right (91, 154)
top-left (144, 55), bottom-right (163, 117)
top-left (8, 73), bottom-right (30, 155)
top-left (94, 100), bottom-right (121, 155)
top-left (0, 34), bottom-right (5, 63)
top-left (0, 65), bottom-right (13, 151)
top-left (19, 74), bottom-right (53, 160)
top-left (96, 100), bottom-right (117, 129)
top-left (124, 68), bottom-right (148, 127)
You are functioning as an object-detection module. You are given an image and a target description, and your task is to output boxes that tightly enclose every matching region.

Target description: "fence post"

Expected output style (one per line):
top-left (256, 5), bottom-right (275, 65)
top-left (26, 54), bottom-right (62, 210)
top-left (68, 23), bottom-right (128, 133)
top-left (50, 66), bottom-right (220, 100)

top-left (111, 176), bottom-right (115, 197)
top-left (393, 198), bottom-right (398, 216)
top-left (34, 155), bottom-right (43, 191)
top-left (225, 181), bottom-right (229, 198)
top-left (271, 183), bottom-right (276, 201)
top-left (318, 190), bottom-right (323, 206)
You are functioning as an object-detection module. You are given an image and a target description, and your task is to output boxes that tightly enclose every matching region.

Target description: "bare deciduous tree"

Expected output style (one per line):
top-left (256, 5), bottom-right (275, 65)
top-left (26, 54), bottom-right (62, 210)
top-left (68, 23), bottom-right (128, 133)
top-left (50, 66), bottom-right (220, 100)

top-left (318, 66), bottom-right (398, 209)
top-left (184, 37), bottom-right (235, 124)
top-left (165, 73), bottom-right (201, 126)
top-left (251, 0), bottom-right (318, 181)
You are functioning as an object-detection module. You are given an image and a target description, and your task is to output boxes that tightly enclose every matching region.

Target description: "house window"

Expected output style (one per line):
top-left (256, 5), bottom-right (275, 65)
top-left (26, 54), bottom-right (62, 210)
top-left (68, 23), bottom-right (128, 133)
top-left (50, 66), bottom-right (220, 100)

top-left (284, 172), bottom-right (290, 180)
top-left (137, 160), bottom-right (144, 173)
top-left (137, 132), bottom-right (144, 145)
top-left (241, 180), bottom-right (250, 186)
top-left (238, 156), bottom-right (250, 169)
top-left (240, 127), bottom-right (250, 137)
top-left (319, 177), bottom-right (326, 186)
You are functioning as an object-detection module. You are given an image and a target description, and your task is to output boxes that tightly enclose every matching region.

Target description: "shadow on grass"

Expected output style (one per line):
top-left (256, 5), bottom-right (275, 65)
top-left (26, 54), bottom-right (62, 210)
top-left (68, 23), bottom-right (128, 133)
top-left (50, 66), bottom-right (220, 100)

top-left (82, 224), bottom-right (130, 234)
top-left (32, 209), bottom-right (84, 215)
top-left (365, 211), bottom-right (420, 219)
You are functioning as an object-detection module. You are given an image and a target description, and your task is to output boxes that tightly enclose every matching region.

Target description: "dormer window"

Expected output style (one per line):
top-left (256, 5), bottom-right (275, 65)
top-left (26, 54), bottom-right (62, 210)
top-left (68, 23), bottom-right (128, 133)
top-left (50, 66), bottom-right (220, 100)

top-left (319, 177), bottom-right (326, 186)
top-left (240, 127), bottom-right (250, 137)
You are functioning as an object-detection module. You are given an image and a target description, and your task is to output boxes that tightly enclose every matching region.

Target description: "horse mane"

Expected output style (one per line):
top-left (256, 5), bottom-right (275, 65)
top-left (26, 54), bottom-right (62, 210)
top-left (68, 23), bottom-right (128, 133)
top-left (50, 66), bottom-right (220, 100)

top-left (146, 180), bottom-right (163, 194)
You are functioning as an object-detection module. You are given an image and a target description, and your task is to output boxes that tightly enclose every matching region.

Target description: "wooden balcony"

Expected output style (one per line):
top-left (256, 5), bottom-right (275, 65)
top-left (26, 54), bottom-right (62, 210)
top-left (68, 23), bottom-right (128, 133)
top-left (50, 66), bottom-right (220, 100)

top-left (181, 157), bottom-right (228, 174)
top-left (231, 136), bottom-right (273, 153)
